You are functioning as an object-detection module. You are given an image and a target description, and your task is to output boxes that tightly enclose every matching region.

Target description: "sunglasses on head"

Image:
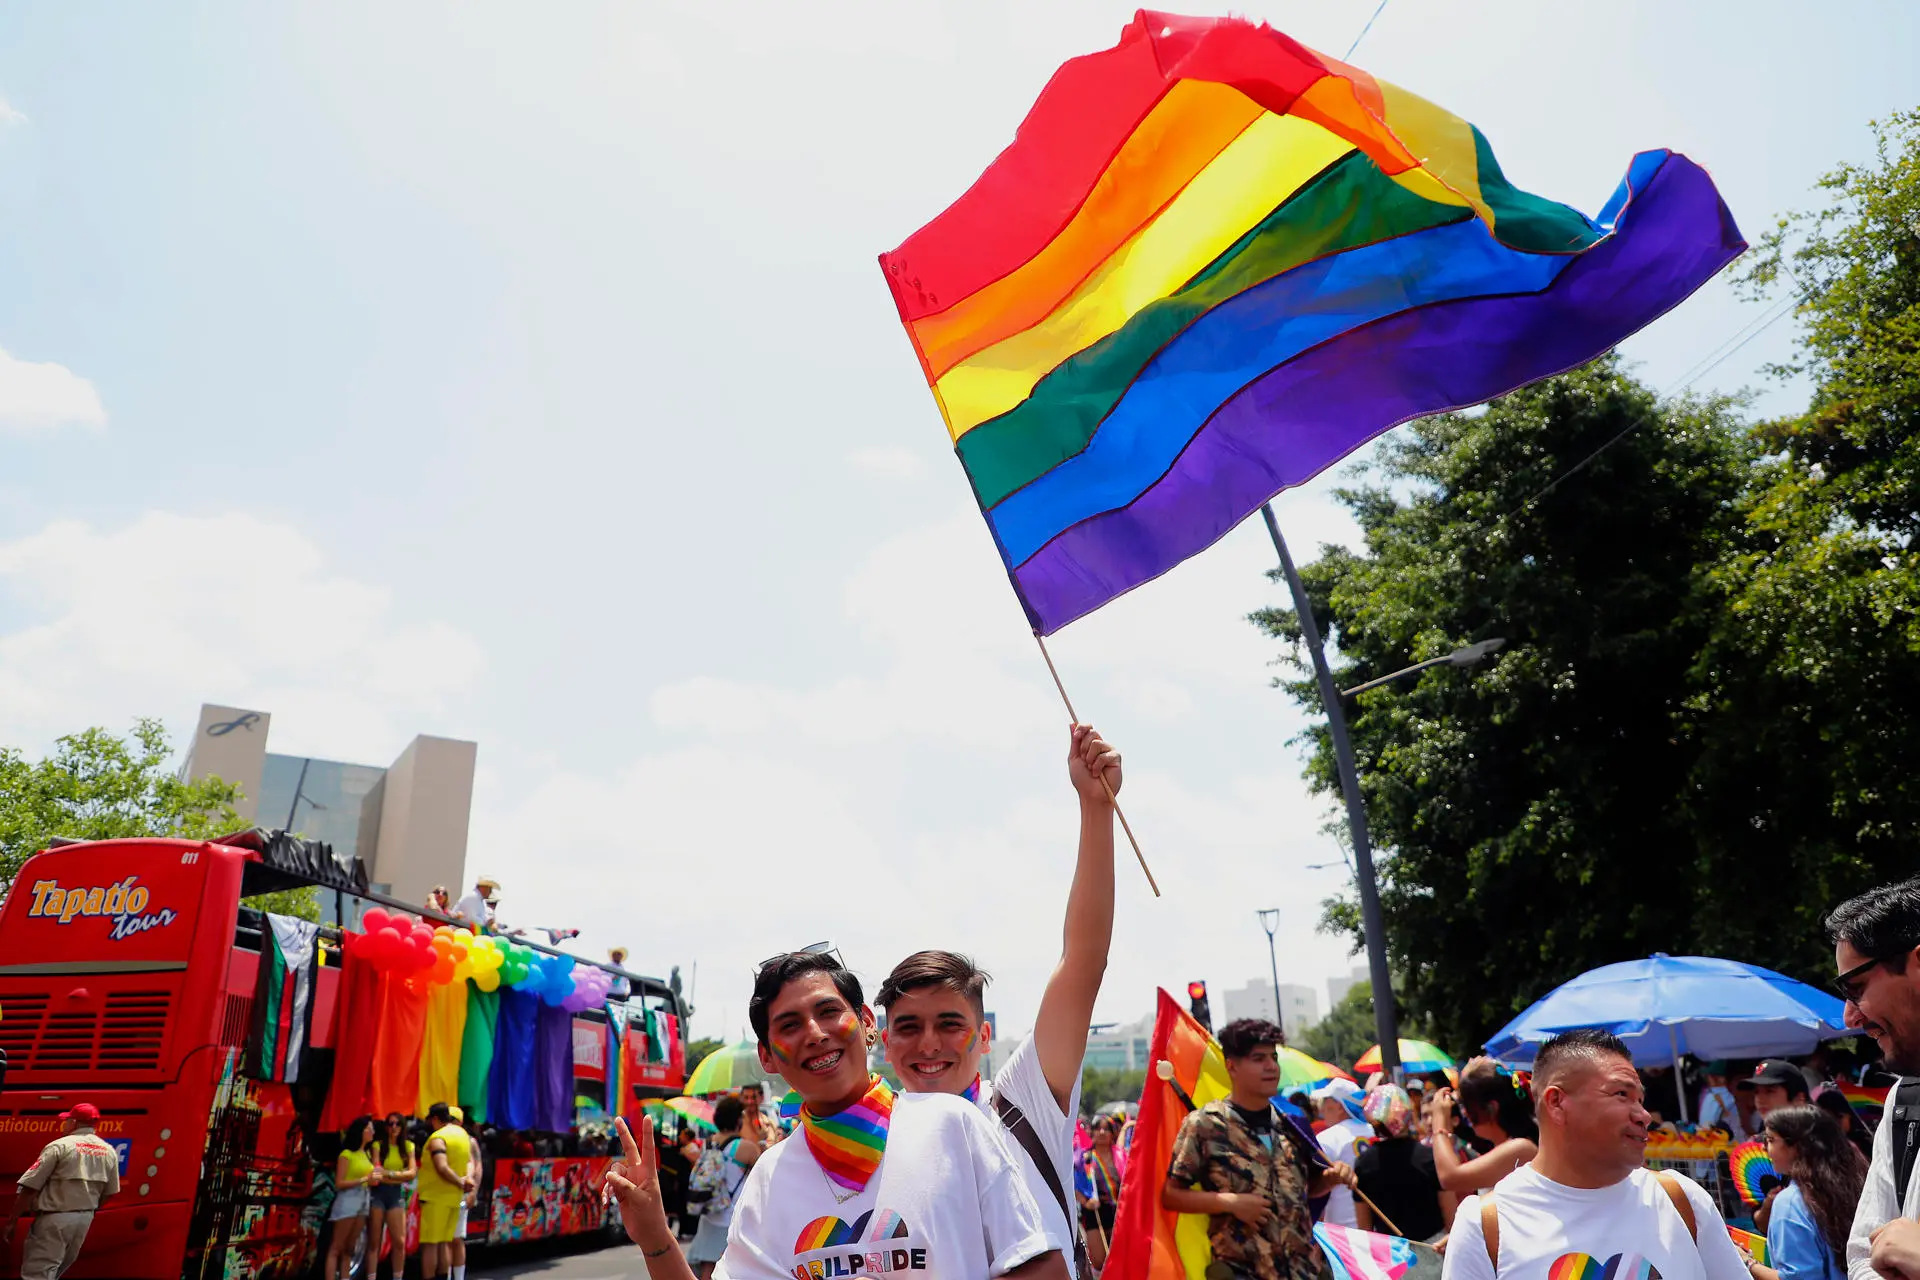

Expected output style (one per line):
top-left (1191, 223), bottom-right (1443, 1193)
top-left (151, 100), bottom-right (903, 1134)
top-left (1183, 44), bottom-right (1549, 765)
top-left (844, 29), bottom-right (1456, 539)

top-left (756, 941), bottom-right (843, 973)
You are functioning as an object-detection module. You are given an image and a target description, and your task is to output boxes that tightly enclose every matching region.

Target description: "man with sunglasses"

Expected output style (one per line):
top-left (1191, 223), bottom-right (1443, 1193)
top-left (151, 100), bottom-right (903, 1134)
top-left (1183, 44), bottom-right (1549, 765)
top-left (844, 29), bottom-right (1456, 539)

top-left (1827, 880), bottom-right (1920, 1280)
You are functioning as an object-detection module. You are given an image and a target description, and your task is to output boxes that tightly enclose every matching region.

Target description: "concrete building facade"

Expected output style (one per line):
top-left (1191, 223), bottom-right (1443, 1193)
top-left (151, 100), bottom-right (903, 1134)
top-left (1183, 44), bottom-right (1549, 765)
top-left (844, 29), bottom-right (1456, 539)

top-left (183, 703), bottom-right (477, 909)
top-left (1221, 980), bottom-right (1320, 1044)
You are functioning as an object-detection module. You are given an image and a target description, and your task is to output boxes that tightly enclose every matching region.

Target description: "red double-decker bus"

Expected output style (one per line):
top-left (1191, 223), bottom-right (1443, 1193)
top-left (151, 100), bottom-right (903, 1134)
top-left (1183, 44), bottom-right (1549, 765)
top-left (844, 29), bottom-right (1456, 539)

top-left (0, 832), bottom-right (688, 1277)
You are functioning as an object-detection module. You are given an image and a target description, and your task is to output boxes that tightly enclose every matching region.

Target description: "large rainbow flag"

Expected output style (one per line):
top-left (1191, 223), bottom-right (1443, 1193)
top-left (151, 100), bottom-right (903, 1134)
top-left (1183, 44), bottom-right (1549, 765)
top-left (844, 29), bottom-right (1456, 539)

top-left (879, 11), bottom-right (1745, 635)
top-left (1105, 988), bottom-right (1233, 1280)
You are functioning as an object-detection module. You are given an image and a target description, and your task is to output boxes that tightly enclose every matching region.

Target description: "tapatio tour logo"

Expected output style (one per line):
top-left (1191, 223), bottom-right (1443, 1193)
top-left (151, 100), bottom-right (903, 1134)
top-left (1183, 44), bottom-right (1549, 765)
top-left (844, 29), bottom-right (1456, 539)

top-left (27, 876), bottom-right (178, 940)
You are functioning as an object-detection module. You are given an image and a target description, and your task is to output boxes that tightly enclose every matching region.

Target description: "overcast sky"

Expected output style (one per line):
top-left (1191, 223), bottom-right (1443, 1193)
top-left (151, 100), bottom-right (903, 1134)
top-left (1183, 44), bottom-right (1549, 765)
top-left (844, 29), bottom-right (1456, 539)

top-left (1, 2), bottom-right (1913, 1048)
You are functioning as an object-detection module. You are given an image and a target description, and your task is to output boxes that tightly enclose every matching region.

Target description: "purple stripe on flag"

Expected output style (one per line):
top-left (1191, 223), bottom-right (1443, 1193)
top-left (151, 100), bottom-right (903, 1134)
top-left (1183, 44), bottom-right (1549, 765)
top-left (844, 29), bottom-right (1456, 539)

top-left (1010, 152), bottom-right (1744, 634)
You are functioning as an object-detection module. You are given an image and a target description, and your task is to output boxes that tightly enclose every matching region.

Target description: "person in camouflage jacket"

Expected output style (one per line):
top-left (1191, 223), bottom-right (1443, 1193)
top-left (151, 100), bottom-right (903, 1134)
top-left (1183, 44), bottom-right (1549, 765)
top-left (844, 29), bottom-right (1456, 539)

top-left (1164, 1020), bottom-right (1354, 1280)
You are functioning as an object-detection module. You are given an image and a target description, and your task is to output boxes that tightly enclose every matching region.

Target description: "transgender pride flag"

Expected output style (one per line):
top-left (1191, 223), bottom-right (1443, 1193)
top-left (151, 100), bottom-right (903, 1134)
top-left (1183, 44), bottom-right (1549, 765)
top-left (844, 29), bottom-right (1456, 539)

top-left (1314, 1223), bottom-right (1419, 1280)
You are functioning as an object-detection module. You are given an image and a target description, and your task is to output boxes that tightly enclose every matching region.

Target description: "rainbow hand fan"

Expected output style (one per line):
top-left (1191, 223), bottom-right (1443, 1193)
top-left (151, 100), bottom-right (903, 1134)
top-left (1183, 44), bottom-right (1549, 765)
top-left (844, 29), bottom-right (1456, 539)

top-left (1728, 1141), bottom-right (1779, 1205)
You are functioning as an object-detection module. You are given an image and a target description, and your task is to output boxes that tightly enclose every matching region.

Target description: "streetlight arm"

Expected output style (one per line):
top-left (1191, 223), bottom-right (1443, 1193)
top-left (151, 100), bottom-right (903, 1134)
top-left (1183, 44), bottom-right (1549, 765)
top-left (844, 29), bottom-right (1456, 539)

top-left (1340, 654), bottom-right (1454, 698)
top-left (1340, 638), bottom-right (1507, 698)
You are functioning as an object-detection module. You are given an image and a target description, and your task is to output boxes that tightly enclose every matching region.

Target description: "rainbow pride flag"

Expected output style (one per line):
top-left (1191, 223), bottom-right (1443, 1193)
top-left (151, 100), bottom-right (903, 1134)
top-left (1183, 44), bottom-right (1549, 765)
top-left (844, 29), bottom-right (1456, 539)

top-left (1839, 1081), bottom-right (1890, 1123)
top-left (879, 11), bottom-right (1744, 635)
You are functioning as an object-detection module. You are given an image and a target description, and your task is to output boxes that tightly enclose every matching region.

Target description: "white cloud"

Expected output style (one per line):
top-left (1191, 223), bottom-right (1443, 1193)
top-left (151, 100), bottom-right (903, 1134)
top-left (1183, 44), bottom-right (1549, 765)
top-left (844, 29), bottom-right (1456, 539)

top-left (0, 347), bottom-right (107, 433)
top-left (0, 511), bottom-right (484, 761)
top-left (0, 96), bottom-right (24, 127)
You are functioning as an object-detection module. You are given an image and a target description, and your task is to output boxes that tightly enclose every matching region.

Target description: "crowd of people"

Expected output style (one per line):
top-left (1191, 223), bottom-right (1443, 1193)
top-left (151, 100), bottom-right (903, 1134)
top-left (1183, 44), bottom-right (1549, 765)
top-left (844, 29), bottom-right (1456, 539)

top-left (584, 728), bottom-right (1920, 1280)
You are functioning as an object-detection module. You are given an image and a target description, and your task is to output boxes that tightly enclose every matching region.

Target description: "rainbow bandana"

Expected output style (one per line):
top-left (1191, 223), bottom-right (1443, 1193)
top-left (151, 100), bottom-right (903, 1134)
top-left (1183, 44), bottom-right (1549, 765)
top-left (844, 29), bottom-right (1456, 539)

top-left (800, 1074), bottom-right (895, 1196)
top-left (962, 1075), bottom-right (982, 1105)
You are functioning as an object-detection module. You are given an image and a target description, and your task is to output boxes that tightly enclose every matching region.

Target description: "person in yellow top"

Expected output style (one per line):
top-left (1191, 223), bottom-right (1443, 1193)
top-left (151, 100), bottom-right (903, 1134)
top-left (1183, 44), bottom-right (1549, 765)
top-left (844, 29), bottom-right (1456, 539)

top-left (420, 1102), bottom-right (478, 1280)
top-left (3, 1102), bottom-right (120, 1280)
top-left (365, 1112), bottom-right (418, 1280)
top-left (325, 1117), bottom-right (379, 1280)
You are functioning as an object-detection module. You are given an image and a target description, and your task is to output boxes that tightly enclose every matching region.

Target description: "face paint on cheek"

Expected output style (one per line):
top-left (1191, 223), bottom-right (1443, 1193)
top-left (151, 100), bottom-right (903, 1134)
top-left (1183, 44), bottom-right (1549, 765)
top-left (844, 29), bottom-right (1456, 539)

top-left (831, 1013), bottom-right (860, 1041)
top-left (960, 1026), bottom-right (980, 1054)
top-left (768, 1042), bottom-right (794, 1065)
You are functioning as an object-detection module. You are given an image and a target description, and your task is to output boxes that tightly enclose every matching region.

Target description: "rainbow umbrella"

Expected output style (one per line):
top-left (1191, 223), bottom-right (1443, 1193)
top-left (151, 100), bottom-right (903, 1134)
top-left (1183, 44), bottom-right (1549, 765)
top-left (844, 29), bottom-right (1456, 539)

top-left (1354, 1040), bottom-right (1456, 1075)
top-left (683, 1038), bottom-right (781, 1097)
top-left (664, 1096), bottom-right (717, 1132)
top-left (1277, 1046), bottom-right (1352, 1092)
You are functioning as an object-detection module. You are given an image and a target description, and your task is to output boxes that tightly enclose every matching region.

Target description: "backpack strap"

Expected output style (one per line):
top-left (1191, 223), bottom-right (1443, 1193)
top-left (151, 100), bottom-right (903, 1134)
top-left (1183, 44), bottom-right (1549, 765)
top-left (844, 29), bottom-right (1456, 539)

top-left (1654, 1171), bottom-right (1698, 1241)
top-left (1892, 1079), bottom-right (1920, 1207)
top-left (993, 1092), bottom-right (1095, 1280)
top-left (1480, 1192), bottom-right (1499, 1270)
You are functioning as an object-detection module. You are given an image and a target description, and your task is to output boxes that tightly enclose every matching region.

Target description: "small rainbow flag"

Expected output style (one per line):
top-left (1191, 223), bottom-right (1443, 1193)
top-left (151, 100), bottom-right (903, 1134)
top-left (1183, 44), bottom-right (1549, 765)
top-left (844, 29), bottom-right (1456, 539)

top-left (1728, 1227), bottom-right (1769, 1267)
top-left (1839, 1081), bottom-right (1890, 1123)
top-left (1728, 1141), bottom-right (1780, 1206)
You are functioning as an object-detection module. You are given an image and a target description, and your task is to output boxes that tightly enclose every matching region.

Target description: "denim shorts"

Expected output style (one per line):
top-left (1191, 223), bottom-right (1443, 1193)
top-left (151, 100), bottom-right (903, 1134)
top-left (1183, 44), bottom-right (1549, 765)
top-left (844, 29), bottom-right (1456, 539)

top-left (330, 1183), bottom-right (371, 1221)
top-left (370, 1181), bottom-right (407, 1211)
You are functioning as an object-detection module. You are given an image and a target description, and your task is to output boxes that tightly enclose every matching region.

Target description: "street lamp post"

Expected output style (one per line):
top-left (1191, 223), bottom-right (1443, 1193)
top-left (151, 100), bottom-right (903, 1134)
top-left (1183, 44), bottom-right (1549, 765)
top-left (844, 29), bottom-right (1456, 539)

top-left (1257, 909), bottom-right (1283, 1034)
top-left (1262, 503), bottom-right (1403, 1078)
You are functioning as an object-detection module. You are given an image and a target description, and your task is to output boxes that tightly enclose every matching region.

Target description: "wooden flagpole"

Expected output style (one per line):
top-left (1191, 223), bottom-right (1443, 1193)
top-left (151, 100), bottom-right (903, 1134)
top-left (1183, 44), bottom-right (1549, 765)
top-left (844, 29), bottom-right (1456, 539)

top-left (1033, 632), bottom-right (1160, 898)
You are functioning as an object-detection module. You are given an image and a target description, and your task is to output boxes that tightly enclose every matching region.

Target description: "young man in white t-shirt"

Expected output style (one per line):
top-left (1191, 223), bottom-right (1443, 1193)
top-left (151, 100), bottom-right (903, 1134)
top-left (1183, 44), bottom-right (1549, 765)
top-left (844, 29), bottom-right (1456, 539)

top-left (1441, 1028), bottom-right (1747, 1280)
top-left (607, 950), bottom-right (1068, 1280)
top-left (876, 725), bottom-right (1122, 1267)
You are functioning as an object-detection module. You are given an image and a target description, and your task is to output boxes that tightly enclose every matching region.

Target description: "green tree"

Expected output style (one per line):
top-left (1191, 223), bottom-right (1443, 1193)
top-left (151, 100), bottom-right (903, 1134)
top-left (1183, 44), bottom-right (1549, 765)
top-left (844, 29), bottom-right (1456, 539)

top-left (1292, 981), bottom-right (1377, 1072)
top-left (0, 719), bottom-right (317, 920)
top-left (1252, 360), bottom-right (1753, 1049)
top-left (1685, 110), bottom-right (1920, 973)
top-left (1078, 1067), bottom-right (1146, 1118)
top-left (684, 1037), bottom-right (725, 1077)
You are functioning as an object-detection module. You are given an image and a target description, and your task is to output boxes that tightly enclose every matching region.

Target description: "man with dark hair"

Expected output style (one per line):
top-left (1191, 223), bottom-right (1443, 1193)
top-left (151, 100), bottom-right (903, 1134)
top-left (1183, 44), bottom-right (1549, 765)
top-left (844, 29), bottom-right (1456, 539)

top-left (1440, 1028), bottom-right (1745, 1280)
top-left (608, 950), bottom-right (1068, 1280)
top-left (1162, 1019), bottom-right (1353, 1280)
top-left (1739, 1060), bottom-right (1811, 1121)
top-left (1827, 878), bottom-right (1920, 1280)
top-left (878, 725), bottom-right (1122, 1268)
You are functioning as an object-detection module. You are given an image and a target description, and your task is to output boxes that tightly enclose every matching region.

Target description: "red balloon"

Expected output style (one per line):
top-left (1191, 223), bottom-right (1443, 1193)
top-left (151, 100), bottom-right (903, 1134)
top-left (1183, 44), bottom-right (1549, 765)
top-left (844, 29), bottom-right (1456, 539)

top-left (362, 907), bottom-right (392, 934)
top-left (411, 924), bottom-right (435, 947)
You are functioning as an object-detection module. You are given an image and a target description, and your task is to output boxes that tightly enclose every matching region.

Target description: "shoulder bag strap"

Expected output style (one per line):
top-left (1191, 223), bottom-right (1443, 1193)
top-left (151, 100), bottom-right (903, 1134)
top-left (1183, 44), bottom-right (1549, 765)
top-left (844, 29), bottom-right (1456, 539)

top-left (1480, 1192), bottom-right (1499, 1271)
top-left (1653, 1171), bottom-right (1698, 1241)
top-left (993, 1093), bottom-right (1094, 1280)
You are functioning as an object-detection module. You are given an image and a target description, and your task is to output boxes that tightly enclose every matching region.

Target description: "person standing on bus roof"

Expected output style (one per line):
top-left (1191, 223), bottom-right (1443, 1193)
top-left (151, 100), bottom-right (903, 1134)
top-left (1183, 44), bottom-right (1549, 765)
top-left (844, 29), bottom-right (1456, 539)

top-left (3, 1103), bottom-right (119, 1280)
top-left (420, 1101), bottom-right (477, 1280)
top-left (453, 878), bottom-right (499, 934)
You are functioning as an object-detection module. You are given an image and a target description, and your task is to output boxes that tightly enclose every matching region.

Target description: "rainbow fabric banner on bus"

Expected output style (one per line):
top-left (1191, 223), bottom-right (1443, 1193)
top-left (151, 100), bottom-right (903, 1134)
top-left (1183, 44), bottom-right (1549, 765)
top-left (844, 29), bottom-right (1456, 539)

top-left (878, 10), bottom-right (1744, 635)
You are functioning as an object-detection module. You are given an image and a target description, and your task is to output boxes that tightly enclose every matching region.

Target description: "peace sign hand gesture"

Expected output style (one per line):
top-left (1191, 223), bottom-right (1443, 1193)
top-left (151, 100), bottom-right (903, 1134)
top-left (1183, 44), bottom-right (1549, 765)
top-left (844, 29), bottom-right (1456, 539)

top-left (605, 1116), bottom-right (683, 1263)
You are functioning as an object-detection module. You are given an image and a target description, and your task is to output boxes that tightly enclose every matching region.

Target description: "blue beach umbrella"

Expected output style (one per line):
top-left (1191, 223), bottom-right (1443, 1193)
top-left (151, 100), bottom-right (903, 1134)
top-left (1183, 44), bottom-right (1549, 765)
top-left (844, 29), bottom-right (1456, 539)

top-left (1484, 952), bottom-right (1850, 1075)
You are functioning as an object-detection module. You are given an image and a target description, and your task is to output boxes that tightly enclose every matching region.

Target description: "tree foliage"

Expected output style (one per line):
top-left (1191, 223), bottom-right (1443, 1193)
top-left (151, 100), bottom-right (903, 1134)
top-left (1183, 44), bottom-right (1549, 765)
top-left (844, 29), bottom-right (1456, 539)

top-left (0, 719), bottom-right (317, 920)
top-left (1292, 981), bottom-right (1378, 1072)
top-left (1254, 361), bottom-right (1754, 1049)
top-left (1078, 1067), bottom-right (1146, 1117)
top-left (1254, 114), bottom-right (1920, 1051)
top-left (1686, 110), bottom-right (1920, 973)
top-left (684, 1037), bottom-right (725, 1077)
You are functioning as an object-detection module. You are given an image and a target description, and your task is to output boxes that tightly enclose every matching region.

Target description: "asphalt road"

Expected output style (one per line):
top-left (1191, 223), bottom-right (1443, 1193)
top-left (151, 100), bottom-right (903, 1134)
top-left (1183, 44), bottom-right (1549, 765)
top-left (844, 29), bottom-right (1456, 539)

top-left (471, 1236), bottom-right (646, 1279)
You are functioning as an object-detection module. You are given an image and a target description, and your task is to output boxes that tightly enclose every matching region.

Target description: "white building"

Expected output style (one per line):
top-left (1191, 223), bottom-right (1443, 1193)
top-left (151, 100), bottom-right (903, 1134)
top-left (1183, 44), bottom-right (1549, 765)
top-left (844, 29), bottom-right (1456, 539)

top-left (1083, 1014), bottom-right (1155, 1071)
top-left (1221, 980), bottom-right (1320, 1043)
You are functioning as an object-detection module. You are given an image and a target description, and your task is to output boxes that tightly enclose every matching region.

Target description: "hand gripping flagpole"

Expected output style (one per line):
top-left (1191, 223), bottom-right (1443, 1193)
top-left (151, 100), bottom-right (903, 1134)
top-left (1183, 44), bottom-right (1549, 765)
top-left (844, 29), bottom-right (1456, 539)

top-left (1033, 633), bottom-right (1160, 898)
